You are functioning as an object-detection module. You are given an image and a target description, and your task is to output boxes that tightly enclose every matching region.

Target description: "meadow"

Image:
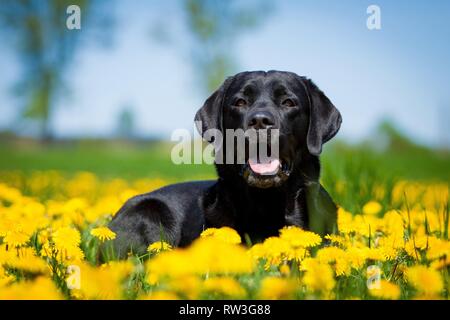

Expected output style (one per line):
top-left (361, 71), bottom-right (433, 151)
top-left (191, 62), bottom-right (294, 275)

top-left (0, 136), bottom-right (448, 300)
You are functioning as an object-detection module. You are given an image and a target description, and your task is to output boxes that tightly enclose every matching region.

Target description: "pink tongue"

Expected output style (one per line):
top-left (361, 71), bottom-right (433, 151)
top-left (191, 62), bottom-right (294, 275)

top-left (248, 159), bottom-right (280, 175)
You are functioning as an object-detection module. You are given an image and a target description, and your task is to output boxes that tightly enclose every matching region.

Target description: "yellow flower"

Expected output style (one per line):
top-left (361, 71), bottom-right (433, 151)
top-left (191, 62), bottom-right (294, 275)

top-left (337, 207), bottom-right (357, 234)
top-left (37, 229), bottom-right (51, 245)
top-left (430, 257), bottom-right (450, 270)
top-left (53, 227), bottom-right (81, 249)
top-left (168, 275), bottom-right (201, 299)
top-left (279, 264), bottom-right (291, 276)
top-left (324, 234), bottom-right (350, 247)
top-left (0, 277), bottom-right (63, 300)
top-left (381, 210), bottom-right (404, 237)
top-left (1, 246), bottom-right (49, 274)
top-left (279, 226), bottom-right (322, 248)
top-left (413, 294), bottom-right (443, 300)
top-left (40, 240), bottom-right (56, 258)
top-left (147, 241), bottom-right (172, 253)
top-left (1, 170), bottom-right (448, 301)
top-left (66, 172), bottom-right (99, 199)
top-left (146, 237), bottom-right (254, 278)
top-left (248, 243), bottom-right (265, 261)
top-left (70, 261), bottom-right (134, 299)
top-left (361, 247), bottom-right (388, 262)
top-left (368, 280), bottom-right (400, 300)
top-left (363, 201), bottom-right (382, 215)
top-left (301, 258), bottom-right (335, 294)
top-left (376, 235), bottom-right (403, 260)
top-left (0, 183), bottom-right (23, 203)
top-left (203, 277), bottom-right (246, 298)
top-left (256, 237), bottom-right (291, 266)
top-left (3, 229), bottom-right (31, 248)
top-left (200, 227), bottom-right (242, 244)
top-left (426, 237), bottom-right (450, 261)
top-left (60, 197), bottom-right (89, 227)
top-left (404, 235), bottom-right (428, 258)
top-left (258, 276), bottom-right (297, 300)
top-left (85, 196), bottom-right (122, 223)
top-left (52, 227), bottom-right (84, 261)
top-left (406, 265), bottom-right (443, 296)
top-left (316, 246), bottom-right (351, 276)
top-left (250, 228), bottom-right (320, 267)
top-left (90, 227), bottom-right (116, 242)
top-left (142, 291), bottom-right (179, 300)
top-left (146, 273), bottom-right (159, 286)
top-left (0, 273), bottom-right (14, 287)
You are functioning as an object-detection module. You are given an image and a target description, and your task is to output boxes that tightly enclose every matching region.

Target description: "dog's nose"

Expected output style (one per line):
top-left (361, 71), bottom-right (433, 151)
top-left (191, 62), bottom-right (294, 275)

top-left (247, 111), bottom-right (275, 129)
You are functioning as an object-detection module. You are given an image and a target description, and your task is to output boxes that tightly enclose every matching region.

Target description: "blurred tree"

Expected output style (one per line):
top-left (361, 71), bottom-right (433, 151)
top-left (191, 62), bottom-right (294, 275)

top-left (116, 105), bottom-right (135, 139)
top-left (185, 0), bottom-right (272, 93)
top-left (438, 103), bottom-right (450, 149)
top-left (151, 0), bottom-right (273, 94)
top-left (0, 0), bottom-right (114, 141)
top-left (376, 119), bottom-right (429, 153)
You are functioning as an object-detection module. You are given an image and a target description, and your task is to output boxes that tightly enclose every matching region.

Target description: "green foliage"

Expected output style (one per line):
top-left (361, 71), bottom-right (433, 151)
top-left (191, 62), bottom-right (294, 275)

top-left (0, 0), bottom-right (114, 139)
top-left (152, 0), bottom-right (273, 94)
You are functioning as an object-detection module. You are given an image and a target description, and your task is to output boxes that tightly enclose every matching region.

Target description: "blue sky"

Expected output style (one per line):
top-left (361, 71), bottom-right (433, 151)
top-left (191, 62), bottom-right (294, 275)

top-left (0, 0), bottom-right (449, 146)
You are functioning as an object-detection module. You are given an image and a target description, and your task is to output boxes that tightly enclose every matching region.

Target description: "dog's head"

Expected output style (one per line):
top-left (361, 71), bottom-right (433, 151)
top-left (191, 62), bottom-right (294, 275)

top-left (195, 70), bottom-right (342, 188)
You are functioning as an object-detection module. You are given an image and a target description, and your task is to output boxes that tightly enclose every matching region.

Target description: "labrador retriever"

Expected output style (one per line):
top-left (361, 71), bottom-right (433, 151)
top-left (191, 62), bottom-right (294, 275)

top-left (108, 70), bottom-right (342, 258)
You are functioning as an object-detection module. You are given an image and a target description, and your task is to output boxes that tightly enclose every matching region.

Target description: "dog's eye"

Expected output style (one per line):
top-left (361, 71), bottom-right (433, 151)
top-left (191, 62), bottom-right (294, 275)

top-left (234, 99), bottom-right (247, 107)
top-left (282, 99), bottom-right (296, 107)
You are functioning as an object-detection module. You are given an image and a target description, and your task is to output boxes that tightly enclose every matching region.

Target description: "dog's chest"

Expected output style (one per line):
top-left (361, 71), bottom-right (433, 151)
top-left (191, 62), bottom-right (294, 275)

top-left (234, 191), bottom-right (305, 236)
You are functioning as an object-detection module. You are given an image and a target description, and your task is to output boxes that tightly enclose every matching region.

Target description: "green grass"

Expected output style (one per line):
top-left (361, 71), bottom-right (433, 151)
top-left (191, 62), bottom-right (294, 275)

top-left (1, 138), bottom-right (448, 187)
top-left (0, 140), bottom-right (215, 180)
top-left (1, 138), bottom-right (448, 215)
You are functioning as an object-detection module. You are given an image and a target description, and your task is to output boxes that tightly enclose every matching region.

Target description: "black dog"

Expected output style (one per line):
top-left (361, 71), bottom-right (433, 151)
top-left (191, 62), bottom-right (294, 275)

top-left (108, 70), bottom-right (342, 258)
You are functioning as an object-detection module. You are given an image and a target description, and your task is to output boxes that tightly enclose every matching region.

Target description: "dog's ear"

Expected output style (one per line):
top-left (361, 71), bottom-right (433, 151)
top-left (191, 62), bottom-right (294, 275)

top-left (195, 77), bottom-right (234, 142)
top-left (301, 78), bottom-right (342, 155)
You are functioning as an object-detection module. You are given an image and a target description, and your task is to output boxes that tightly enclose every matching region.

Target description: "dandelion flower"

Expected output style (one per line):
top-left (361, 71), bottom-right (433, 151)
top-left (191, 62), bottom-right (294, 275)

top-left (3, 247), bottom-right (49, 274)
top-left (280, 226), bottom-right (322, 248)
top-left (203, 277), bottom-right (246, 298)
top-left (0, 277), bottom-right (63, 300)
top-left (363, 201), bottom-right (382, 215)
top-left (337, 207), bottom-right (357, 234)
top-left (168, 275), bottom-right (201, 299)
top-left (147, 238), bottom-right (254, 277)
top-left (324, 234), bottom-right (350, 247)
top-left (147, 241), bottom-right (172, 253)
top-left (142, 291), bottom-right (179, 300)
top-left (52, 227), bottom-right (84, 261)
top-left (53, 227), bottom-right (81, 249)
top-left (426, 237), bottom-right (450, 261)
top-left (3, 229), bottom-right (31, 247)
top-left (258, 276), bottom-right (297, 300)
top-left (279, 264), bottom-right (291, 276)
top-left (72, 261), bottom-right (133, 299)
top-left (316, 246), bottom-right (351, 276)
top-left (368, 280), bottom-right (400, 300)
top-left (301, 258), bottom-right (335, 294)
top-left (257, 237), bottom-right (291, 266)
top-left (90, 227), bottom-right (116, 242)
top-left (200, 227), bottom-right (241, 244)
top-left (406, 265), bottom-right (443, 296)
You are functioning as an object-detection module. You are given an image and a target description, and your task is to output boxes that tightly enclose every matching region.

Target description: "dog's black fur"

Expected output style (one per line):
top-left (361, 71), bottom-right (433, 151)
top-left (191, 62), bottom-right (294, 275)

top-left (108, 71), bottom-right (342, 258)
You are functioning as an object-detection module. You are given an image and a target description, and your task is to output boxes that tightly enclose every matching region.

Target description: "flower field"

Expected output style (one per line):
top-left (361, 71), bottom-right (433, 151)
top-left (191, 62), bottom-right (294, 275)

top-left (0, 169), bottom-right (448, 300)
